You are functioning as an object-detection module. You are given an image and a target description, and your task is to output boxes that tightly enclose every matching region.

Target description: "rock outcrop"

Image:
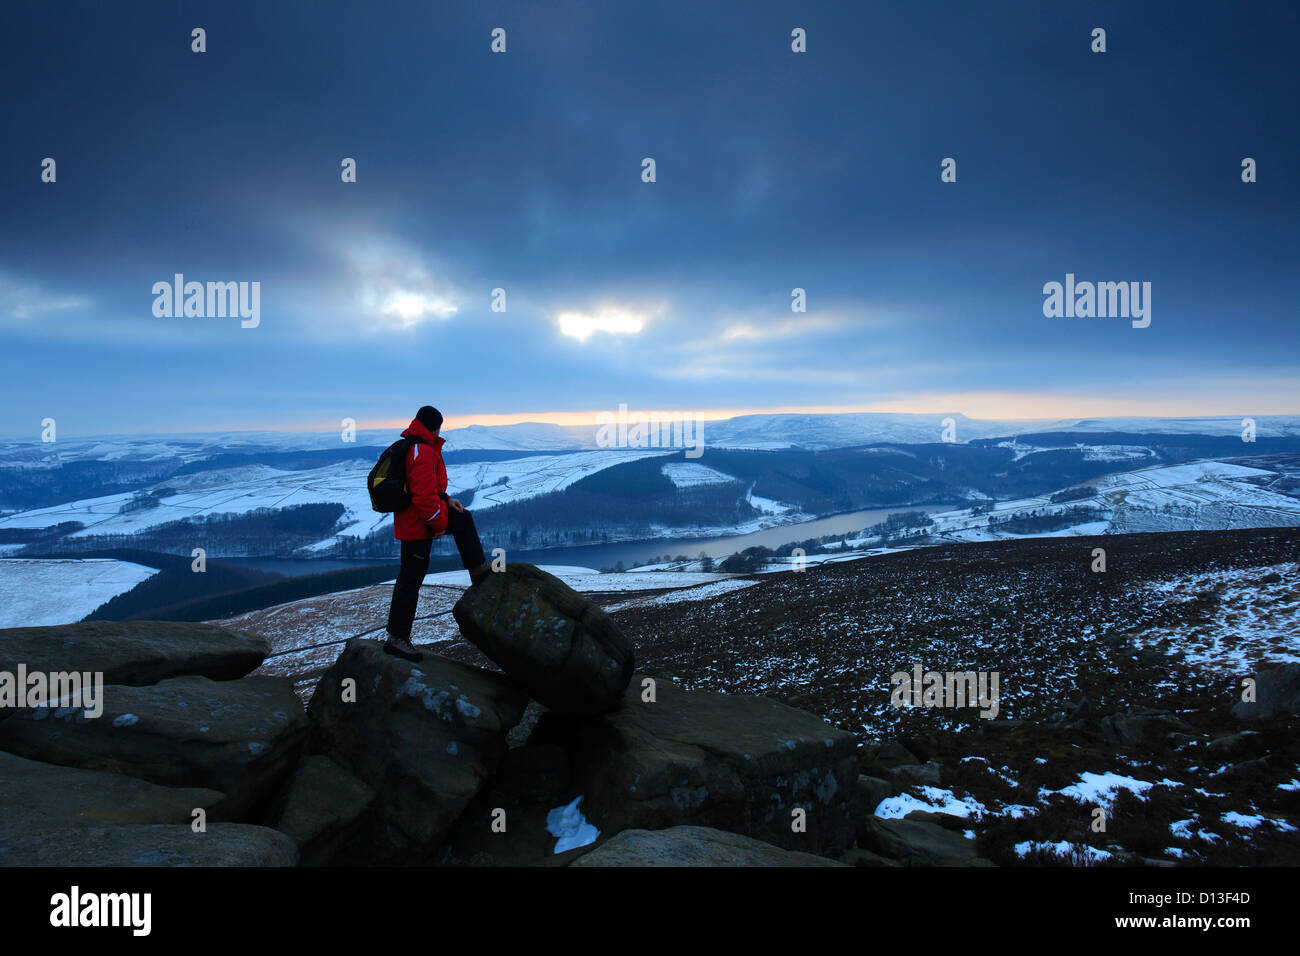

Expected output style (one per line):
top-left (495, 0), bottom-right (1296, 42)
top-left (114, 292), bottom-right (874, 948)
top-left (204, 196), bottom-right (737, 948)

top-left (0, 823), bottom-right (298, 867)
top-left (857, 774), bottom-right (897, 814)
top-left (0, 750), bottom-right (224, 827)
top-left (0, 621), bottom-right (269, 688)
top-left (305, 638), bottom-right (527, 863)
top-left (0, 674), bottom-right (307, 819)
top-left (858, 816), bottom-right (994, 866)
top-left (892, 761), bottom-right (942, 785)
top-left (271, 755), bottom-right (375, 866)
top-left (456, 674), bottom-right (859, 859)
top-left (452, 563), bottom-right (634, 717)
top-left (1099, 709), bottom-right (1194, 747)
top-left (1232, 663), bottom-right (1300, 720)
top-left (0, 597), bottom-right (881, 868)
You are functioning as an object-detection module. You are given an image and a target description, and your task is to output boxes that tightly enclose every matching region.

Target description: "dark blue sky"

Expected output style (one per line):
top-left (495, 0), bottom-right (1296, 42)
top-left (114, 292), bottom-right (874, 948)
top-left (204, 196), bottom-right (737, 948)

top-left (2, 0), bottom-right (1296, 437)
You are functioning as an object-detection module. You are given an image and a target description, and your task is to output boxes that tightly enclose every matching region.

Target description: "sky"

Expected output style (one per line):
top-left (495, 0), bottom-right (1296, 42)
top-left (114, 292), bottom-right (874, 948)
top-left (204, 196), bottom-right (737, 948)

top-left (1, 0), bottom-right (1297, 438)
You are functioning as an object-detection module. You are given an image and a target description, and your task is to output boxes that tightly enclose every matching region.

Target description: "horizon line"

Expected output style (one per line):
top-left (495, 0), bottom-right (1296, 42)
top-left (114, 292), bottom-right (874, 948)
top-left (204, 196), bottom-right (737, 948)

top-left (2, 404), bottom-right (1296, 442)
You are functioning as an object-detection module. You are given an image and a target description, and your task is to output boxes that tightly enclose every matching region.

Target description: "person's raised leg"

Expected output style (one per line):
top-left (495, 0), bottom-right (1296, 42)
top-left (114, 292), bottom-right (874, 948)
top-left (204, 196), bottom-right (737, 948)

top-left (446, 508), bottom-right (491, 584)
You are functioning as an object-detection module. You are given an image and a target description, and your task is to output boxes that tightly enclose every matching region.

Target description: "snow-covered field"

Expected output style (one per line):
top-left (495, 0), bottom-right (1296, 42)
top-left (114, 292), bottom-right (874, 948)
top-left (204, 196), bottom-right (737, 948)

top-left (660, 461), bottom-right (734, 487)
top-left (0, 558), bottom-right (158, 627)
top-left (994, 439), bottom-right (1157, 464)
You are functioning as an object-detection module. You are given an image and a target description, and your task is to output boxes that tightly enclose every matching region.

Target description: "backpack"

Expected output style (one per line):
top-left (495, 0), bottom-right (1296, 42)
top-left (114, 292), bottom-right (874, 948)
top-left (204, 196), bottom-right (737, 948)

top-left (367, 437), bottom-right (428, 513)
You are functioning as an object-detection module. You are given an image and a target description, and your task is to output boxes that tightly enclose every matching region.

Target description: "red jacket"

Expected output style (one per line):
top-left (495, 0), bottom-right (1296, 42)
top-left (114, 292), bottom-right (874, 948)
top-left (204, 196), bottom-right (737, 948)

top-left (393, 418), bottom-right (450, 540)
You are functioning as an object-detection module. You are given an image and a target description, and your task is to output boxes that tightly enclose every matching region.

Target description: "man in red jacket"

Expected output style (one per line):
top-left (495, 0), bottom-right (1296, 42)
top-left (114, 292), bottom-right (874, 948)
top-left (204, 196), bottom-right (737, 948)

top-left (384, 405), bottom-right (491, 661)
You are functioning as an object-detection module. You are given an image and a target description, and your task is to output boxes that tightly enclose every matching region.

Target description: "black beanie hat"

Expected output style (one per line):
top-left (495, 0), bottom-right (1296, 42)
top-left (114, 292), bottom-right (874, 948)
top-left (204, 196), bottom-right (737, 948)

top-left (416, 405), bottom-right (443, 432)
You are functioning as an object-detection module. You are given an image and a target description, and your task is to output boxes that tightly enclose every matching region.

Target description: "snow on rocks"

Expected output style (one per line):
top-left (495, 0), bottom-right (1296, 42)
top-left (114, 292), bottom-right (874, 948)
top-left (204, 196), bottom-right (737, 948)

top-left (546, 795), bottom-right (600, 853)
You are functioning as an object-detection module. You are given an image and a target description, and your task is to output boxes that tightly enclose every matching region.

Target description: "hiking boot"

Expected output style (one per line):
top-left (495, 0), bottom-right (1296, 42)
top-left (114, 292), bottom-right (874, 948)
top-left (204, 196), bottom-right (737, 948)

top-left (469, 561), bottom-right (493, 586)
top-left (383, 633), bottom-right (423, 661)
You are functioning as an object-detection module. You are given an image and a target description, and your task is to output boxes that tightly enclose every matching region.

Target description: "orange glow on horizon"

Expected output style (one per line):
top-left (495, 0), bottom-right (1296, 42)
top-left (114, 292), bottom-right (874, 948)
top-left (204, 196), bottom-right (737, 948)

top-left (250, 390), bottom-right (1299, 435)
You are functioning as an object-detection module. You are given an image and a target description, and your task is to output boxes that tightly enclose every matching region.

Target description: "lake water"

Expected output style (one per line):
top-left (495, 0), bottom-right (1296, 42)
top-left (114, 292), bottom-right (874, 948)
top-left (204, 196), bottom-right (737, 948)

top-left (225, 503), bottom-right (955, 578)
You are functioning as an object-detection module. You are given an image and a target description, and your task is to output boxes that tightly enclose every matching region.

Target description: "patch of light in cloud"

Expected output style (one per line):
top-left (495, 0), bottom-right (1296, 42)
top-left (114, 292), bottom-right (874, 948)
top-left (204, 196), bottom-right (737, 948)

top-left (0, 273), bottom-right (91, 322)
top-left (341, 236), bottom-right (460, 331)
top-left (719, 311), bottom-right (863, 343)
top-left (378, 290), bottom-right (458, 326)
top-left (557, 307), bottom-right (648, 342)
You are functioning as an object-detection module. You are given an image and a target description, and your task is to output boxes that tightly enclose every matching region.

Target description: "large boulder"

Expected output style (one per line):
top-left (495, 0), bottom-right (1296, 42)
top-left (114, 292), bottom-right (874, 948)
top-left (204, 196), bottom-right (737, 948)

top-left (1205, 730), bottom-right (1261, 758)
top-left (306, 638), bottom-right (527, 863)
top-left (0, 750), bottom-right (225, 826)
top-left (452, 563), bottom-right (634, 716)
top-left (857, 775), bottom-right (897, 814)
top-left (863, 740), bottom-right (919, 769)
top-left (892, 762), bottom-right (942, 785)
top-left (0, 675), bottom-right (307, 819)
top-left (271, 755), bottom-right (375, 866)
top-left (1232, 663), bottom-right (1300, 720)
top-left (0, 823), bottom-right (298, 866)
top-left (858, 816), bottom-right (994, 866)
top-left (1099, 709), bottom-right (1194, 747)
top-left (570, 826), bottom-right (845, 867)
top-left (519, 674), bottom-right (859, 855)
top-left (0, 621), bottom-right (269, 690)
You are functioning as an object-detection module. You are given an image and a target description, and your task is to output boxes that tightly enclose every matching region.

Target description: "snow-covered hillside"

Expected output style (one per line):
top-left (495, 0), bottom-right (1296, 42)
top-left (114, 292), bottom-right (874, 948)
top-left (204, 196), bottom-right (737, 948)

top-left (895, 459), bottom-right (1300, 546)
top-left (0, 448), bottom-right (674, 549)
top-left (694, 457), bottom-right (1300, 571)
top-left (214, 526), bottom-right (1300, 867)
top-left (0, 558), bottom-right (158, 626)
top-left (3, 416), bottom-right (1297, 564)
top-left (4, 412), bottom-right (1297, 464)
top-left (446, 413), bottom-right (1300, 451)
top-left (1039, 416), bottom-right (1300, 438)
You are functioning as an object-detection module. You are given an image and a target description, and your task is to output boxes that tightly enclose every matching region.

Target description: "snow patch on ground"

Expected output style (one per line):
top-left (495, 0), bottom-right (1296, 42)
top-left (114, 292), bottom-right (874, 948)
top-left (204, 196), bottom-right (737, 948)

top-left (1042, 771), bottom-right (1175, 809)
top-left (1123, 561), bottom-right (1299, 668)
top-left (661, 461), bottom-right (736, 488)
top-left (1013, 840), bottom-right (1114, 863)
top-left (745, 488), bottom-right (795, 515)
top-left (874, 786), bottom-right (988, 820)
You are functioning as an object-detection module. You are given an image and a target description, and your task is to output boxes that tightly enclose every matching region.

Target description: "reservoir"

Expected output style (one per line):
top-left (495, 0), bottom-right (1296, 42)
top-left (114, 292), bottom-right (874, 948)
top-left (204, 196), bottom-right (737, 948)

top-left (226, 503), bottom-right (955, 578)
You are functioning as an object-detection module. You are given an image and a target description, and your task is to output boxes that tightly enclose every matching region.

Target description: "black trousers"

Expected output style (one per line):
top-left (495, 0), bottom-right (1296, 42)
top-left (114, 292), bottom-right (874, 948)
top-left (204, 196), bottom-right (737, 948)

top-left (385, 508), bottom-right (487, 640)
